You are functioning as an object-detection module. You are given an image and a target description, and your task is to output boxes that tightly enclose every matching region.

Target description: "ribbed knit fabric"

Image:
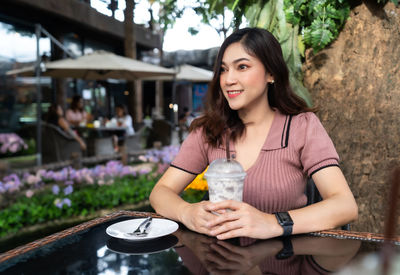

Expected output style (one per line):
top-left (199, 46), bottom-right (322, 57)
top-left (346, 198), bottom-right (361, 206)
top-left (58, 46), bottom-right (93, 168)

top-left (171, 111), bottom-right (339, 213)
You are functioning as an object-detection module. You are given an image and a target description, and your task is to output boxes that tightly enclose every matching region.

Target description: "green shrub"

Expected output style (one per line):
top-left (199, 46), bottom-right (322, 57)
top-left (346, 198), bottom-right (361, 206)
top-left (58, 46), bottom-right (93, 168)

top-left (0, 174), bottom-right (158, 237)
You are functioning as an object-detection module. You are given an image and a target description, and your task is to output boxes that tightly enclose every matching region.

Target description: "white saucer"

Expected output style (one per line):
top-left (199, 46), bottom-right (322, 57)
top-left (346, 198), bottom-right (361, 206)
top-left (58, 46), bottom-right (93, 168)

top-left (106, 218), bottom-right (179, 241)
top-left (106, 234), bottom-right (179, 255)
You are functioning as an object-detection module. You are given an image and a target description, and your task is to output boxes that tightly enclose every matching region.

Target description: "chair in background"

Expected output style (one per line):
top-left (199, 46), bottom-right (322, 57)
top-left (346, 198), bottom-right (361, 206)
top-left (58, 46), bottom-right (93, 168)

top-left (41, 122), bottom-right (82, 164)
top-left (87, 136), bottom-right (115, 157)
top-left (124, 126), bottom-right (147, 152)
top-left (146, 119), bottom-right (172, 148)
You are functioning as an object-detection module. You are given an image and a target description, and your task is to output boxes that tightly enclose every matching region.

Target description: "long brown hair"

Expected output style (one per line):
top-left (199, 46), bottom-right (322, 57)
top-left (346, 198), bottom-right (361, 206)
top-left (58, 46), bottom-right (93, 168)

top-left (190, 27), bottom-right (315, 147)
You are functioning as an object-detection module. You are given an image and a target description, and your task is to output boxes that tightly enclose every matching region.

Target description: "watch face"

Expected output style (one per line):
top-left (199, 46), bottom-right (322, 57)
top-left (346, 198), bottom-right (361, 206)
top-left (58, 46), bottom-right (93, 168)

top-left (277, 212), bottom-right (293, 225)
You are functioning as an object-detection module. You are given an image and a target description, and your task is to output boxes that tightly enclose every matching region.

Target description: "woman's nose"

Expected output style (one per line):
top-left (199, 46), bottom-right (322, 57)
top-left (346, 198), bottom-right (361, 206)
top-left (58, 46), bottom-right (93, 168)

top-left (222, 70), bottom-right (237, 85)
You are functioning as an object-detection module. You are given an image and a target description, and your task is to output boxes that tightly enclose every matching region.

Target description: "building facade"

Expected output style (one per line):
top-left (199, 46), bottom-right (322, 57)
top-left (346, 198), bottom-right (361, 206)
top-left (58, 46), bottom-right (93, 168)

top-left (0, 0), bottom-right (163, 133)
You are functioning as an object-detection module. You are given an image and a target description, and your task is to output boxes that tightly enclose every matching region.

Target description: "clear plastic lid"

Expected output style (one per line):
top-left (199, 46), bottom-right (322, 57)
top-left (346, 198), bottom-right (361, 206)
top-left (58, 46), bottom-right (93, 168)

top-left (205, 158), bottom-right (246, 179)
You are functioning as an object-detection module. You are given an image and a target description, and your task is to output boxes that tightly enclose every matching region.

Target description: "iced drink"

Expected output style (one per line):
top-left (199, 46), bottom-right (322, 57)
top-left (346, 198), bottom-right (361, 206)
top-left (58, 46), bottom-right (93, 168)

top-left (205, 158), bottom-right (246, 203)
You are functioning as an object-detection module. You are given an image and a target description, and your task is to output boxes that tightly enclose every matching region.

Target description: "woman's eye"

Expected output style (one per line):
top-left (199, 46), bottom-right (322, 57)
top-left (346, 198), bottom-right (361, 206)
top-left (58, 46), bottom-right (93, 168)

top-left (238, 64), bottom-right (248, 70)
top-left (220, 67), bottom-right (227, 72)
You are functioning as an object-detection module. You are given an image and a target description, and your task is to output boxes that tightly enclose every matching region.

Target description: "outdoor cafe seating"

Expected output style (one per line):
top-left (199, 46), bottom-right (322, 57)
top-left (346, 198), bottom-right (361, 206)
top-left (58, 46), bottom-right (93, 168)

top-left (41, 122), bottom-right (83, 164)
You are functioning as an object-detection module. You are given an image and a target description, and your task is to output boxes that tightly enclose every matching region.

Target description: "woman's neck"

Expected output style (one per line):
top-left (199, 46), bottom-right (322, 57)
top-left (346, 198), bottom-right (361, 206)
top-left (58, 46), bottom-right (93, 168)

top-left (238, 103), bottom-right (275, 129)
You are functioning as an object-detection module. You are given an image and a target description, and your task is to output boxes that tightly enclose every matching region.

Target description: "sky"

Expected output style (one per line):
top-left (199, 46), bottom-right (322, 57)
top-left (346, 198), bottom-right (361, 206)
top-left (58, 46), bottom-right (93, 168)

top-left (90, 0), bottom-right (228, 52)
top-left (0, 0), bottom-right (231, 62)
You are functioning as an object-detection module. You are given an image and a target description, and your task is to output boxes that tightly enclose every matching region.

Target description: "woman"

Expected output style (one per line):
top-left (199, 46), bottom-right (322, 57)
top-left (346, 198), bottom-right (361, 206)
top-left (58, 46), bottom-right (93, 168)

top-left (66, 95), bottom-right (88, 127)
top-left (46, 104), bottom-right (87, 151)
top-left (150, 28), bottom-right (358, 240)
top-left (114, 104), bottom-right (135, 136)
top-left (107, 104), bottom-right (135, 152)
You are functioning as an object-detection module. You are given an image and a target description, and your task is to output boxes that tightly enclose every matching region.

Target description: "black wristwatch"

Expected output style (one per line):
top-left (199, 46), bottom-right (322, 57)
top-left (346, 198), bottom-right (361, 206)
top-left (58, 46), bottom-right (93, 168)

top-left (275, 237), bottom-right (294, 260)
top-left (274, 212), bottom-right (293, 237)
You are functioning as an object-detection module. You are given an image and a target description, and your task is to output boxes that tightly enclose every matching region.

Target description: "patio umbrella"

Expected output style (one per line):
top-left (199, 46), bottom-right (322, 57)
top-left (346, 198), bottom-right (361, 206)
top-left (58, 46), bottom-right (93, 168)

top-left (6, 50), bottom-right (175, 166)
top-left (7, 50), bottom-right (176, 80)
top-left (141, 64), bottom-right (213, 82)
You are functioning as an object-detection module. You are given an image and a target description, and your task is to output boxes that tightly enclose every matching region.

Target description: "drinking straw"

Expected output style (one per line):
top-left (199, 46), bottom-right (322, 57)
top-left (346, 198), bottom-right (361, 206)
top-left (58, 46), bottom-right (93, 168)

top-left (225, 132), bottom-right (230, 162)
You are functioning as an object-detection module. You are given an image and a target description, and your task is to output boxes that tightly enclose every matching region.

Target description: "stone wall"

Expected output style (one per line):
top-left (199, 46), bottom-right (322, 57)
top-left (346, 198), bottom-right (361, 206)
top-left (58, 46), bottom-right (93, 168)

top-left (302, 2), bottom-right (400, 234)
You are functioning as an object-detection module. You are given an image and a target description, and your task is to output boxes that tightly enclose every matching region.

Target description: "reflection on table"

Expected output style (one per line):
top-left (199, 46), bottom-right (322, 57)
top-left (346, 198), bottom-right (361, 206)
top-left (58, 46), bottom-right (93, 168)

top-left (0, 211), bottom-right (399, 274)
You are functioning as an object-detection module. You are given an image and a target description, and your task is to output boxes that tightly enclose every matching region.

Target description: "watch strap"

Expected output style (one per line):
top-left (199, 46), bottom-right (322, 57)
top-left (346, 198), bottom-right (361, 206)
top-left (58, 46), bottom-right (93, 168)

top-left (274, 212), bottom-right (293, 237)
top-left (275, 237), bottom-right (294, 260)
top-left (282, 222), bottom-right (293, 236)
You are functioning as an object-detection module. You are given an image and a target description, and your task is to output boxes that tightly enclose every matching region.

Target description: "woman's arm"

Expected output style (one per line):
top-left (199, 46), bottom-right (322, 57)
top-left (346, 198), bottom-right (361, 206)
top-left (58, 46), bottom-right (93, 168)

top-left (150, 167), bottom-right (217, 235)
top-left (289, 166), bottom-right (358, 234)
top-left (206, 166), bottom-right (358, 239)
top-left (58, 117), bottom-right (87, 151)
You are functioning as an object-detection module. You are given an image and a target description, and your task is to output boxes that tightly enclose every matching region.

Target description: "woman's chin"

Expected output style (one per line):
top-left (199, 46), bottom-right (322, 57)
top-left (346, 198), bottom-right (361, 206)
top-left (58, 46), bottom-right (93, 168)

top-left (227, 102), bottom-right (243, 111)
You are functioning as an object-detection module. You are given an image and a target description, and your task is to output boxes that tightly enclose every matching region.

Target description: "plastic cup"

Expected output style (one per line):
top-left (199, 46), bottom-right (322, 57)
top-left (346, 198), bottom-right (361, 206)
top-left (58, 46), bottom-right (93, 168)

top-left (204, 158), bottom-right (246, 203)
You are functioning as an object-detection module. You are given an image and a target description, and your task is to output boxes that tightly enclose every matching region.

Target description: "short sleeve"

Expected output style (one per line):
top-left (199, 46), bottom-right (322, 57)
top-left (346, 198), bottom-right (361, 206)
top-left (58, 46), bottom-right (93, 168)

top-left (171, 128), bottom-right (209, 175)
top-left (293, 113), bottom-right (339, 177)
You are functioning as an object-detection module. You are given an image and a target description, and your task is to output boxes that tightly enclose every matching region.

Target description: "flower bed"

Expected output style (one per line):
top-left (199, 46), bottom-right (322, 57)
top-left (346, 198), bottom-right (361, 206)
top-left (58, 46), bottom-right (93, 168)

top-left (0, 161), bottom-right (157, 238)
top-left (0, 145), bottom-right (208, 239)
top-left (0, 133), bottom-right (28, 155)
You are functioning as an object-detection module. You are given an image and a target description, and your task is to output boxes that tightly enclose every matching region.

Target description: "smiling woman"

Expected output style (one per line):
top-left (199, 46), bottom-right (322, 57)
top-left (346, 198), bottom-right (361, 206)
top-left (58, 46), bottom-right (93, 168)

top-left (150, 27), bottom-right (358, 240)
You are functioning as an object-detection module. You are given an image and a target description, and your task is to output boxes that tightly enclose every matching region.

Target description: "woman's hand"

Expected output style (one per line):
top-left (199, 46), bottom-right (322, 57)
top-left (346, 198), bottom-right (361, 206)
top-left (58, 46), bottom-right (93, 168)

top-left (180, 200), bottom-right (218, 235)
top-left (174, 228), bottom-right (281, 275)
top-left (205, 200), bottom-right (282, 240)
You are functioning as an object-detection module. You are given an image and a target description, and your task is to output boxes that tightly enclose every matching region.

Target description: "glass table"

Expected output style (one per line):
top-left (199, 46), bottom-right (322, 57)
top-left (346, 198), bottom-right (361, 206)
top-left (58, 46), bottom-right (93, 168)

top-left (0, 211), bottom-right (399, 275)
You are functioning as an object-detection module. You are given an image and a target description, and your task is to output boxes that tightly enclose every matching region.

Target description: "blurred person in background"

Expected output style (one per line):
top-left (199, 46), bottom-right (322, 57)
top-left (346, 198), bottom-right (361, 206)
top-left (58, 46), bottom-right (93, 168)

top-left (106, 104), bottom-right (135, 152)
top-left (66, 95), bottom-right (90, 127)
top-left (46, 103), bottom-right (87, 151)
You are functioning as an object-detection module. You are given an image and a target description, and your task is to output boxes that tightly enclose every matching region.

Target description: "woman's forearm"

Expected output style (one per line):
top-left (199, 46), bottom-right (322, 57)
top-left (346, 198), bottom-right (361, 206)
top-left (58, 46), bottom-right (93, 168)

top-left (289, 193), bottom-right (358, 235)
top-left (149, 184), bottom-right (191, 223)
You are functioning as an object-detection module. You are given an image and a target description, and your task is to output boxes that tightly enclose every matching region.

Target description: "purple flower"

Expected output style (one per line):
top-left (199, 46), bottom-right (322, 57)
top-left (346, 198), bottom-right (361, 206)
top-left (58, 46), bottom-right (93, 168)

top-left (62, 198), bottom-right (71, 207)
top-left (4, 180), bottom-right (20, 193)
top-left (0, 133), bottom-right (28, 154)
top-left (54, 198), bottom-right (72, 208)
top-left (25, 190), bottom-right (34, 198)
top-left (65, 180), bottom-right (74, 186)
top-left (26, 175), bottom-right (40, 185)
top-left (63, 185), bottom-right (73, 195)
top-left (52, 185), bottom-right (60, 195)
top-left (0, 181), bottom-right (5, 194)
top-left (54, 198), bottom-right (62, 208)
top-left (84, 174), bottom-right (94, 185)
top-left (3, 174), bottom-right (20, 186)
top-left (139, 168), bottom-right (151, 175)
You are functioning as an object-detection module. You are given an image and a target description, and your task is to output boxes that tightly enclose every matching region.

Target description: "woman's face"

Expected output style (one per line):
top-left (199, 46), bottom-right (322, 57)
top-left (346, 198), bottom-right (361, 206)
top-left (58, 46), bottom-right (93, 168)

top-left (219, 42), bottom-right (273, 111)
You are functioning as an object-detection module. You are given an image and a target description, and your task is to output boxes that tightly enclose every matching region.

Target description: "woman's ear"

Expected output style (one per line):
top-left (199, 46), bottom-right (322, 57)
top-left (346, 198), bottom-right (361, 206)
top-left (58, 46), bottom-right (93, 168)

top-left (266, 73), bottom-right (274, 84)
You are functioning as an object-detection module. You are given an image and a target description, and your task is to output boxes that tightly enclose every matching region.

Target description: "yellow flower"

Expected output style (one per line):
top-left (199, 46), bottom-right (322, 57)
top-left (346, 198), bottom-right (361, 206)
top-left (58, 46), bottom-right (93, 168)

top-left (185, 167), bottom-right (208, 191)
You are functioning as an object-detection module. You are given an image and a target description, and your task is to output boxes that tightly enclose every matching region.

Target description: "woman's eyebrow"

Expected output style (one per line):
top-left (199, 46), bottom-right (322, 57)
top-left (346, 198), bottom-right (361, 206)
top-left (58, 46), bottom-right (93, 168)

top-left (221, 57), bottom-right (251, 66)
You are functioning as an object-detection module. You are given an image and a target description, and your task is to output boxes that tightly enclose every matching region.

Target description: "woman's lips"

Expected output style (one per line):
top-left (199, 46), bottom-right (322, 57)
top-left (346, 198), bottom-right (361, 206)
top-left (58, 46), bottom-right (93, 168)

top-left (227, 90), bottom-right (243, 98)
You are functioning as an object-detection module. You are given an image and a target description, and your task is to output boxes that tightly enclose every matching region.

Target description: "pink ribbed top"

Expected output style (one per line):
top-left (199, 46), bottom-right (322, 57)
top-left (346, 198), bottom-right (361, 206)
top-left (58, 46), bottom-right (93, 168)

top-left (171, 111), bottom-right (339, 213)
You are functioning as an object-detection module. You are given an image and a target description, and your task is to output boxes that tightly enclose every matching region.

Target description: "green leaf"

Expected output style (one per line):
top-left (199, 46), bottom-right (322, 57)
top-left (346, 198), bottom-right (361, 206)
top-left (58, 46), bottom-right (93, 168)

top-left (311, 27), bottom-right (334, 51)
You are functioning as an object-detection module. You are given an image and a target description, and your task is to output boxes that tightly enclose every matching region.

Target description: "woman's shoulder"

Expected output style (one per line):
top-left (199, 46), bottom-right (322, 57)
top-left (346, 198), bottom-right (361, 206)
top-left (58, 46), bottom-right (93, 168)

top-left (292, 111), bottom-right (318, 120)
top-left (288, 112), bottom-right (328, 142)
top-left (188, 126), bottom-right (205, 139)
top-left (290, 112), bottom-right (322, 128)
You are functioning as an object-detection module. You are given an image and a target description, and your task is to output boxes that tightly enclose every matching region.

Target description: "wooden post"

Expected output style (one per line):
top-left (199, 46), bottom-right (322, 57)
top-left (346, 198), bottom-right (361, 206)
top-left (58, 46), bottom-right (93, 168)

top-left (155, 80), bottom-right (164, 119)
top-left (124, 0), bottom-right (143, 123)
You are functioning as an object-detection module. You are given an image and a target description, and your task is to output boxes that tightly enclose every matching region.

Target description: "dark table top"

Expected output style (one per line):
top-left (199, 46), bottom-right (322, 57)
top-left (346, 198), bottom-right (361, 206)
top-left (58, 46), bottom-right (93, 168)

top-left (0, 211), bottom-right (399, 275)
